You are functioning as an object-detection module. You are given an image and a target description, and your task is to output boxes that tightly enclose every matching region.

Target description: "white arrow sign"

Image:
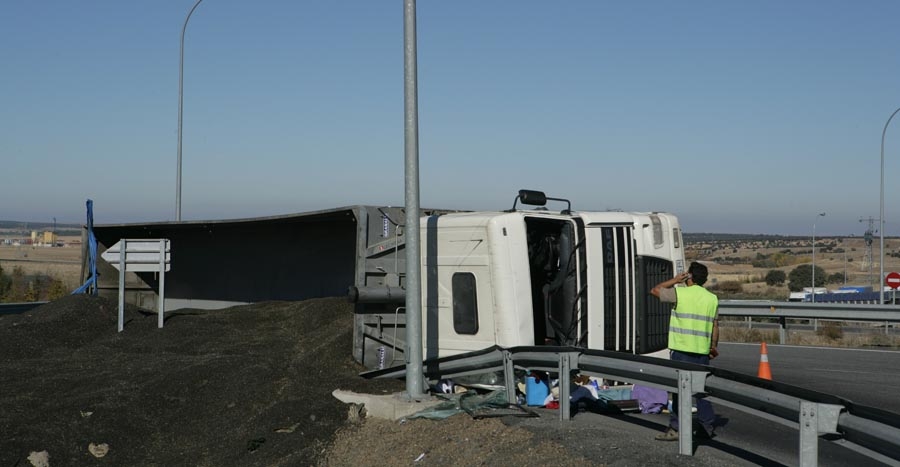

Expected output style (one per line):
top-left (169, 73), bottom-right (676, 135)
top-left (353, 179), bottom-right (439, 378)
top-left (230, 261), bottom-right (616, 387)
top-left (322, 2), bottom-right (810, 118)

top-left (101, 239), bottom-right (171, 332)
top-left (101, 239), bottom-right (171, 272)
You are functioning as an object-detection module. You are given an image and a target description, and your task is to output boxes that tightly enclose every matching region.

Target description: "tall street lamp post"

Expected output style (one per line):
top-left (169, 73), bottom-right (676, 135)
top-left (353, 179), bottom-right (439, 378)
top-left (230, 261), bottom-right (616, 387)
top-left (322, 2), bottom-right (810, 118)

top-left (402, 0), bottom-right (425, 400)
top-left (880, 107), bottom-right (900, 304)
top-left (811, 212), bottom-right (825, 303)
top-left (176, 0), bottom-right (204, 222)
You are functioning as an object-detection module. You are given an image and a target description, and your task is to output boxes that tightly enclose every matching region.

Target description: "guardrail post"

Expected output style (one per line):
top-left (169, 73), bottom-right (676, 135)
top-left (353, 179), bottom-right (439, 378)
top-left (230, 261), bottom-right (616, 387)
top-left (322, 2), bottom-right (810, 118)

top-left (502, 349), bottom-right (516, 406)
top-left (677, 370), bottom-right (708, 455)
top-left (779, 317), bottom-right (787, 344)
top-left (799, 401), bottom-right (842, 467)
top-left (558, 352), bottom-right (576, 421)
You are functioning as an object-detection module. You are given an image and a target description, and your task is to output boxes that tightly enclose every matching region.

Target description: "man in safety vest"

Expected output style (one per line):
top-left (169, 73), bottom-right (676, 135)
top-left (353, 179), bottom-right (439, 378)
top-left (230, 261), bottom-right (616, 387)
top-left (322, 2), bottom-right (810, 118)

top-left (650, 261), bottom-right (719, 441)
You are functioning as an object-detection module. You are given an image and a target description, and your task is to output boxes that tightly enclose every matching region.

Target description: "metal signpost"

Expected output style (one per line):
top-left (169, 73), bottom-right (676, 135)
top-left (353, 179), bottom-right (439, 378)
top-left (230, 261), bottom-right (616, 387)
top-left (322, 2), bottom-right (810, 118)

top-left (101, 239), bottom-right (171, 332)
top-left (886, 271), bottom-right (900, 305)
top-left (885, 271), bottom-right (900, 333)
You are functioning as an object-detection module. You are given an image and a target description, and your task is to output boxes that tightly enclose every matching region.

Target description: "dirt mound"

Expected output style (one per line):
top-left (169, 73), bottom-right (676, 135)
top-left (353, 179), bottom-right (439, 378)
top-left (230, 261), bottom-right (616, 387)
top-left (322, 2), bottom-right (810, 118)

top-left (3, 294), bottom-right (143, 357)
top-left (0, 296), bottom-right (404, 466)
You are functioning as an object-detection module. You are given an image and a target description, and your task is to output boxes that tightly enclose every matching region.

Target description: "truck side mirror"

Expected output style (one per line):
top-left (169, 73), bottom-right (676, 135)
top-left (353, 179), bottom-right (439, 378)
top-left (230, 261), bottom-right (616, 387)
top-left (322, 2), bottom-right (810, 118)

top-left (512, 189), bottom-right (547, 210)
top-left (510, 189), bottom-right (572, 214)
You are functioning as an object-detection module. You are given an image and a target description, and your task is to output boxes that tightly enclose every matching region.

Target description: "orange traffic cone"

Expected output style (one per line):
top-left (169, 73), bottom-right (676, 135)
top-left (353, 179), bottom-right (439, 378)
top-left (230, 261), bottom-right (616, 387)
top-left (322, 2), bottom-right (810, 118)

top-left (757, 342), bottom-right (772, 380)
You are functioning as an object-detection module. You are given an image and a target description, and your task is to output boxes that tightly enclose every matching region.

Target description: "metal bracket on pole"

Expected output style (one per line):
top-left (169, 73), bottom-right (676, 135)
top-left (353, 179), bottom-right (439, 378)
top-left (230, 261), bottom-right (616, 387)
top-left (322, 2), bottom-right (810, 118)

top-left (677, 370), bottom-right (708, 455)
top-left (503, 349), bottom-right (516, 406)
top-left (799, 401), bottom-right (842, 467)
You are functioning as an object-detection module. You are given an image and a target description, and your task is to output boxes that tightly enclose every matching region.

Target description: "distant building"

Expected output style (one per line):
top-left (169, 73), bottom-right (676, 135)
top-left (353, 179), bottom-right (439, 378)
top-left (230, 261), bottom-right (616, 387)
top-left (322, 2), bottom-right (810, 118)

top-left (41, 231), bottom-right (57, 246)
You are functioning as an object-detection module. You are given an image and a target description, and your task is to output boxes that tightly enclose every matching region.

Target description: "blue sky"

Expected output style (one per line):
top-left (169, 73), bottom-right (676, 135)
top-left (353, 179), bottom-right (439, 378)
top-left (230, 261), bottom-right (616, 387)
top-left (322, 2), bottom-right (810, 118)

top-left (2, 1), bottom-right (899, 235)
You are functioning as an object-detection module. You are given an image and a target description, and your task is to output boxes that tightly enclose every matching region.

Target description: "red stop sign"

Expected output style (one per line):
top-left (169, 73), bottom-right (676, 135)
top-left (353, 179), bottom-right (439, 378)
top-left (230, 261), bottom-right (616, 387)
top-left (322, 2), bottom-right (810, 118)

top-left (886, 272), bottom-right (900, 289)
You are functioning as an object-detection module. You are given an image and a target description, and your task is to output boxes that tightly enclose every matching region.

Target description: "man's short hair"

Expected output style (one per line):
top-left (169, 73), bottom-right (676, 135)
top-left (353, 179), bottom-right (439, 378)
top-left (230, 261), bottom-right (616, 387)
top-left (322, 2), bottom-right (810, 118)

top-left (688, 262), bottom-right (709, 286)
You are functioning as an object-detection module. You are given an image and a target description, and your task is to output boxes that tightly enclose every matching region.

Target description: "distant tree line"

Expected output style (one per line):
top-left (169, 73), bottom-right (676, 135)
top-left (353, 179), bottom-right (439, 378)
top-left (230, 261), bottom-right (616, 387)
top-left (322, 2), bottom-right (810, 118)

top-left (0, 220), bottom-right (81, 230)
top-left (684, 233), bottom-right (801, 242)
top-left (762, 265), bottom-right (846, 291)
top-left (0, 263), bottom-right (68, 302)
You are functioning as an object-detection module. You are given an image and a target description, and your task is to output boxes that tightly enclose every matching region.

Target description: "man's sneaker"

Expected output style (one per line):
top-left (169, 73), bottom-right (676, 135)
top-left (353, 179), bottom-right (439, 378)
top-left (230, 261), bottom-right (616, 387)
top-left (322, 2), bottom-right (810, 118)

top-left (655, 428), bottom-right (678, 441)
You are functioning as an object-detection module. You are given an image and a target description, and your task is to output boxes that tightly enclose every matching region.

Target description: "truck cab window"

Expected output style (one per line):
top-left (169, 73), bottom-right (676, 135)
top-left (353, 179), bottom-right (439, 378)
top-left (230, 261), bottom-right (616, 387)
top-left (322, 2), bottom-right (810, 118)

top-left (452, 273), bottom-right (479, 334)
top-left (650, 215), bottom-right (663, 248)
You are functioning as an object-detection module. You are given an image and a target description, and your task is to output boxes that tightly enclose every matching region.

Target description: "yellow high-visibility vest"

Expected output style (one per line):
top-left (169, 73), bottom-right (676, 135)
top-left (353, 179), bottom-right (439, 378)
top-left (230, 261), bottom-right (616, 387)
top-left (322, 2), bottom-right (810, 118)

top-left (669, 285), bottom-right (718, 354)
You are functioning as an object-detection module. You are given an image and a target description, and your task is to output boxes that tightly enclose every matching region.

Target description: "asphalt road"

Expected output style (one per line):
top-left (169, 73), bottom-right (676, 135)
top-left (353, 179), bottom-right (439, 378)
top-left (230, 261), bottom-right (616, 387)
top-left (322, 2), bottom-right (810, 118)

top-left (674, 342), bottom-right (900, 466)
top-left (511, 343), bottom-right (900, 466)
top-left (714, 342), bottom-right (900, 413)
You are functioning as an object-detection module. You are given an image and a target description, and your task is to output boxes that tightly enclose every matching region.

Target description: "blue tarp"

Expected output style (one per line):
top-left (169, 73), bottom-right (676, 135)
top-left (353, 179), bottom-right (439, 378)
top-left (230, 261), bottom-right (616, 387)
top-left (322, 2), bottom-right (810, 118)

top-left (72, 200), bottom-right (98, 295)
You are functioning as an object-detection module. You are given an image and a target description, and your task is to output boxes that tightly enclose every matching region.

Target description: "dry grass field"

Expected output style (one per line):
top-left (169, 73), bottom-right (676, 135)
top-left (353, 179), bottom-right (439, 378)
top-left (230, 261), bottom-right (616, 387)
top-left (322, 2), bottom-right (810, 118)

top-left (691, 234), bottom-right (900, 348)
top-left (0, 236), bottom-right (82, 290)
top-left (688, 235), bottom-right (900, 300)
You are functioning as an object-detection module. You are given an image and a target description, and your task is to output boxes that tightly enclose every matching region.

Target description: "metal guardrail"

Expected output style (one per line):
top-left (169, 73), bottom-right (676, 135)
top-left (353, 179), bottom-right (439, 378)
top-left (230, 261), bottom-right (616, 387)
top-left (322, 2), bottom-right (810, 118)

top-left (365, 345), bottom-right (900, 467)
top-left (717, 300), bottom-right (900, 344)
top-left (718, 300), bottom-right (900, 321)
top-left (0, 302), bottom-right (48, 315)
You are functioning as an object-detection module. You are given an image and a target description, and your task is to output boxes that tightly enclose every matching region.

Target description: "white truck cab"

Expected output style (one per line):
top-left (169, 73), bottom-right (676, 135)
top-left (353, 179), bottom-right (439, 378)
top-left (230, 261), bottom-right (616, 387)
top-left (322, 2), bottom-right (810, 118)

top-left (351, 190), bottom-right (685, 369)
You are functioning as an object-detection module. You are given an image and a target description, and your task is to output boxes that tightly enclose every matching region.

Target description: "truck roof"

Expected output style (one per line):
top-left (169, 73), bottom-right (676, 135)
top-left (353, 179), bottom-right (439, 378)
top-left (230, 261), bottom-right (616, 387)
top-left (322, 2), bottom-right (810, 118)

top-left (429, 209), bottom-right (678, 226)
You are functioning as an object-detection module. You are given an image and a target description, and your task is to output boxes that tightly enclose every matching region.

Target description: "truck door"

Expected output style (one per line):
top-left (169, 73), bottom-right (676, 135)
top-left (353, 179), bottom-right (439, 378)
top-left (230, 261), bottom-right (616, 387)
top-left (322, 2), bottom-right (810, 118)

top-left (422, 223), bottom-right (497, 360)
top-left (524, 217), bottom-right (587, 347)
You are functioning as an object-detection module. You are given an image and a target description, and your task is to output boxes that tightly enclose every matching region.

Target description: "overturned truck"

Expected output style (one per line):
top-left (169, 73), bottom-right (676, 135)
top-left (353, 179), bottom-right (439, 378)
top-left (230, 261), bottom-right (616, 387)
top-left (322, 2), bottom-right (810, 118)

top-left (350, 190), bottom-right (685, 370)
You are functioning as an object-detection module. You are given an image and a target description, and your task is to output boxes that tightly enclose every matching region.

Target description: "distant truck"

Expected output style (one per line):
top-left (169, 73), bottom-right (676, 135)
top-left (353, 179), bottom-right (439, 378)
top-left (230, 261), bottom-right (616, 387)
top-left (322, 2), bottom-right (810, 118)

top-left (788, 287), bottom-right (829, 302)
top-left (790, 285), bottom-right (884, 304)
top-left (349, 190), bottom-right (686, 369)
